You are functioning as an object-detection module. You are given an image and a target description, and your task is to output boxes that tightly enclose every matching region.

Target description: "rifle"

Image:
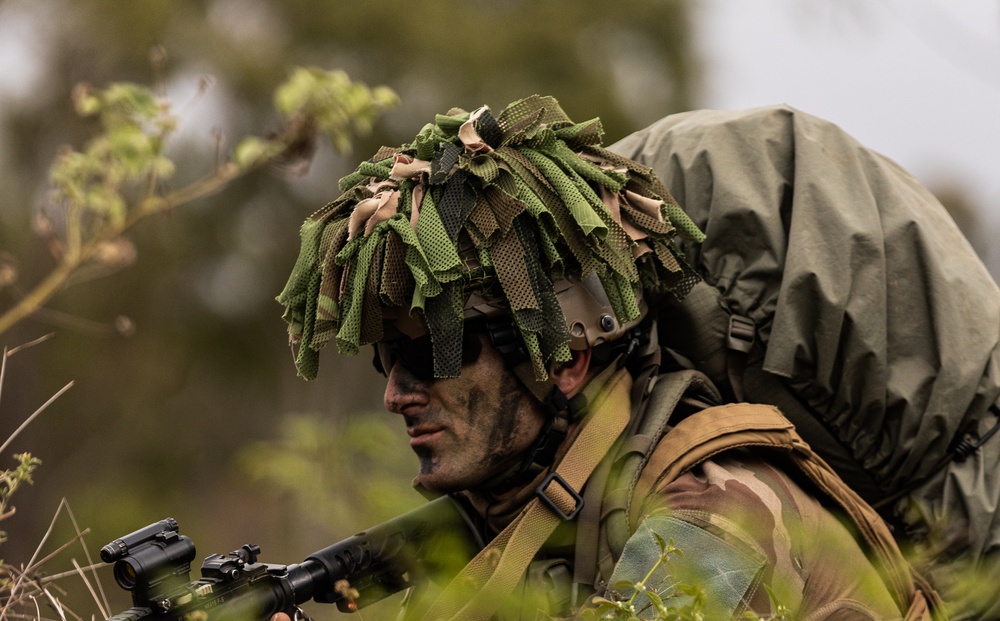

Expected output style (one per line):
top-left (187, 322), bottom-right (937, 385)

top-left (101, 496), bottom-right (482, 621)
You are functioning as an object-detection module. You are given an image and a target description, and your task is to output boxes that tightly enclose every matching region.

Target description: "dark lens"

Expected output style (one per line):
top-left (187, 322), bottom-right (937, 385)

top-left (375, 335), bottom-right (435, 381)
top-left (113, 558), bottom-right (139, 589)
top-left (373, 328), bottom-right (484, 380)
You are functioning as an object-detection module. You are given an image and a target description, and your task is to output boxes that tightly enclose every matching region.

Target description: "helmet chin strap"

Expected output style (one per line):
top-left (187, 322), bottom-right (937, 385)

top-left (515, 381), bottom-right (590, 478)
top-left (477, 315), bottom-right (581, 488)
top-left (481, 314), bottom-right (639, 491)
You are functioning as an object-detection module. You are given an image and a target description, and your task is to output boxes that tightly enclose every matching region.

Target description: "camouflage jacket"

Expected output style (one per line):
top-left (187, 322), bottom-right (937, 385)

top-left (606, 452), bottom-right (905, 620)
top-left (401, 370), bottom-right (923, 621)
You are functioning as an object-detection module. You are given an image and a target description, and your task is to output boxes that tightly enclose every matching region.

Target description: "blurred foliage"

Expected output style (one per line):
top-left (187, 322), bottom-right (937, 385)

top-left (0, 453), bottom-right (40, 546)
top-left (237, 413), bottom-right (420, 536)
top-left (2, 69), bottom-right (396, 336)
top-left (235, 413), bottom-right (424, 619)
top-left (0, 0), bottom-right (699, 618)
top-left (0, 62), bottom-right (397, 621)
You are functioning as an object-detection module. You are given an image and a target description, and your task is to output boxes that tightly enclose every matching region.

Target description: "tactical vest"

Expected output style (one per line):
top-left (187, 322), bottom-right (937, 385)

top-left (418, 369), bottom-right (944, 621)
top-left (585, 369), bottom-right (943, 620)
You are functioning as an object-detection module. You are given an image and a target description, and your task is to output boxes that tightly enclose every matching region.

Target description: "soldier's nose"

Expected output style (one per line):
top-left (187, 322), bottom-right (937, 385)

top-left (384, 363), bottom-right (430, 415)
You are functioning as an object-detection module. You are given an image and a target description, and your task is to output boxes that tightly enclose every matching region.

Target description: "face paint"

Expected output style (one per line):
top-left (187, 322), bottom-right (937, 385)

top-left (382, 334), bottom-right (545, 492)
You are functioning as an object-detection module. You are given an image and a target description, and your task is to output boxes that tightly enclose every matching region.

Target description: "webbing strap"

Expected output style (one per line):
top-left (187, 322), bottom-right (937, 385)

top-left (628, 402), bottom-right (797, 531)
top-left (627, 402), bottom-right (939, 619)
top-left (725, 314), bottom-right (755, 401)
top-left (622, 369), bottom-right (715, 520)
top-left (418, 369), bottom-right (633, 621)
top-left (788, 442), bottom-right (919, 612)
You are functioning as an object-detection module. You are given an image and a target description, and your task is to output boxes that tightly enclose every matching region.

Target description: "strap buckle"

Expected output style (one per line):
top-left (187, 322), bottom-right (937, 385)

top-left (726, 314), bottom-right (756, 353)
top-left (536, 472), bottom-right (584, 520)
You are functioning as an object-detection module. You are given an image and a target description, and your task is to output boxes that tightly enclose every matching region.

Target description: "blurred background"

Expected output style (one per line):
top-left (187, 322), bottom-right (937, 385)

top-left (0, 0), bottom-right (997, 618)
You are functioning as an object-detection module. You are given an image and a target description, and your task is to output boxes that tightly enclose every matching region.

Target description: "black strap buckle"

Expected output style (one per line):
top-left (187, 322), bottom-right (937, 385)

top-left (536, 472), bottom-right (584, 520)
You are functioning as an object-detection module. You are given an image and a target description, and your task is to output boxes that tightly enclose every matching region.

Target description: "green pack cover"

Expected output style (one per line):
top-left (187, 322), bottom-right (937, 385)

top-left (609, 105), bottom-right (1000, 620)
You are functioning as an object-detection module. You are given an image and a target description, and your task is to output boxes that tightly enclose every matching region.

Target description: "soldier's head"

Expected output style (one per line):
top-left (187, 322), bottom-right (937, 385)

top-left (279, 95), bottom-right (703, 492)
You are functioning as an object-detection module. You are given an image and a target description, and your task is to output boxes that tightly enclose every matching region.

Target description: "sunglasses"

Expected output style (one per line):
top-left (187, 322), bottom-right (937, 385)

top-left (372, 328), bottom-right (484, 381)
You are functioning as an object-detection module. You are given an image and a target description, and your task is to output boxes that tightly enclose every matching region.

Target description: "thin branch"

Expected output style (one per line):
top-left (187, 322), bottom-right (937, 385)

top-left (0, 334), bottom-right (55, 409)
top-left (23, 528), bottom-right (91, 577)
top-left (23, 498), bottom-right (68, 575)
top-left (0, 346), bottom-right (6, 412)
top-left (36, 564), bottom-right (104, 584)
top-left (8, 308), bottom-right (120, 337)
top-left (51, 594), bottom-right (81, 621)
top-left (0, 260), bottom-right (78, 338)
top-left (0, 381), bottom-right (74, 457)
top-left (5, 334), bottom-right (56, 357)
top-left (125, 160), bottom-right (244, 229)
top-left (2, 499), bottom-right (67, 620)
top-left (0, 157), bottom-right (251, 340)
top-left (70, 560), bottom-right (106, 620)
top-left (64, 503), bottom-right (109, 614)
top-left (40, 590), bottom-right (66, 621)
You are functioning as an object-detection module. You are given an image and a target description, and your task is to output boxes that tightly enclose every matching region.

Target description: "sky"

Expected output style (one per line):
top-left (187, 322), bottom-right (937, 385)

top-left (693, 0), bottom-right (1000, 268)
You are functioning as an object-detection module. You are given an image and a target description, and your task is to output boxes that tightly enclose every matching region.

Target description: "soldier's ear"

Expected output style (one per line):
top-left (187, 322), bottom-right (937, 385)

top-left (548, 348), bottom-right (592, 398)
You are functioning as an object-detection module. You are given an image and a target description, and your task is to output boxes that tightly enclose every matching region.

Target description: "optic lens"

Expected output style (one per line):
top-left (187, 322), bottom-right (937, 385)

top-left (113, 558), bottom-right (139, 590)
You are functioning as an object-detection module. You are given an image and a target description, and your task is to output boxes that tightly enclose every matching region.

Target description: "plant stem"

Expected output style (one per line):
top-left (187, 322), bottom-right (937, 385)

top-left (125, 161), bottom-right (243, 229)
top-left (0, 381), bottom-right (74, 456)
top-left (0, 261), bottom-right (79, 338)
top-left (0, 157), bottom-right (254, 340)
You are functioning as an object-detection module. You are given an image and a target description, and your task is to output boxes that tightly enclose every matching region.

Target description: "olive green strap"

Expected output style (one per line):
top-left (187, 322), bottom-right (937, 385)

top-left (419, 369), bottom-right (633, 621)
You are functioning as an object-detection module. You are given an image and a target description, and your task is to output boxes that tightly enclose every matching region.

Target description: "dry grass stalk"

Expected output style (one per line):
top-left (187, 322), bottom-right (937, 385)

top-left (0, 339), bottom-right (106, 621)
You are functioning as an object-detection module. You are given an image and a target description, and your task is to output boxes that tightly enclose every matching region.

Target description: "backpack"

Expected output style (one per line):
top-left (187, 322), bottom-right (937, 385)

top-left (608, 105), bottom-right (1000, 619)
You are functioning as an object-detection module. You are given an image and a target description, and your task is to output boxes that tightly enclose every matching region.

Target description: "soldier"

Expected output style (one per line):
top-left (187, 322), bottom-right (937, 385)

top-left (277, 96), bottom-right (941, 620)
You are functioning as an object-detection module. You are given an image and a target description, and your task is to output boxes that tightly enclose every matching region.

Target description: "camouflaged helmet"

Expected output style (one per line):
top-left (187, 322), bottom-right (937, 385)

top-left (278, 95), bottom-right (704, 382)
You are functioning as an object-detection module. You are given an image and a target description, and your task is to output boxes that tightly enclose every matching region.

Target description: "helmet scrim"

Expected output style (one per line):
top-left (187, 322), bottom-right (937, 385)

top-left (278, 95), bottom-right (705, 381)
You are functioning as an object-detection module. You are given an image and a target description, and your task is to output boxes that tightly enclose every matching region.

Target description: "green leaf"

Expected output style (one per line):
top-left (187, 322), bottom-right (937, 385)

top-left (272, 66), bottom-right (397, 154)
top-left (101, 83), bottom-right (160, 123)
top-left (612, 579), bottom-right (637, 591)
top-left (233, 137), bottom-right (277, 169)
top-left (653, 530), bottom-right (668, 553)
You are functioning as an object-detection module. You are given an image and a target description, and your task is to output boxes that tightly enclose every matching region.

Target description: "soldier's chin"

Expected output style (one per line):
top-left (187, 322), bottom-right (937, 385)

top-left (416, 462), bottom-right (477, 494)
top-left (416, 474), bottom-right (465, 494)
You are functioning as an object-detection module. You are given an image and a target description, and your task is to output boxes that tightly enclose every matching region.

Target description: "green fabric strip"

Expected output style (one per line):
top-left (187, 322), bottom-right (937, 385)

top-left (413, 189), bottom-right (463, 279)
top-left (278, 95), bottom-right (705, 380)
top-left (431, 142), bottom-right (461, 185)
top-left (425, 280), bottom-right (466, 377)
top-left (520, 148), bottom-right (607, 238)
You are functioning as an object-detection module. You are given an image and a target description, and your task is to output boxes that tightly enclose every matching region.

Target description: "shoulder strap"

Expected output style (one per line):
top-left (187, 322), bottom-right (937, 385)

top-left (587, 369), bottom-right (719, 589)
top-left (419, 370), bottom-right (634, 621)
top-left (628, 402), bottom-right (943, 620)
top-left (628, 402), bottom-right (796, 529)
